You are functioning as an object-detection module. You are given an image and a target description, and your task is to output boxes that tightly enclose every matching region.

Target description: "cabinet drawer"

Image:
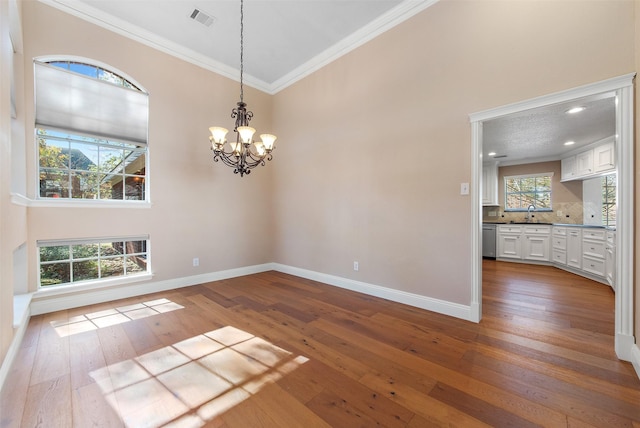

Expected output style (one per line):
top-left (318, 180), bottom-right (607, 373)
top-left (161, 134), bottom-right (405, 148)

top-left (498, 225), bottom-right (522, 234)
top-left (583, 256), bottom-right (605, 277)
top-left (552, 249), bottom-right (566, 265)
top-left (583, 240), bottom-right (606, 259)
top-left (552, 237), bottom-right (566, 250)
top-left (606, 231), bottom-right (615, 245)
top-left (553, 227), bottom-right (566, 236)
top-left (524, 225), bottom-right (550, 235)
top-left (582, 229), bottom-right (605, 240)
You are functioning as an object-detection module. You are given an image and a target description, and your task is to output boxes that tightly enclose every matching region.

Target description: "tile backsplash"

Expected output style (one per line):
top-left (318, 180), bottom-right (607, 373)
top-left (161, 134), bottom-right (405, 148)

top-left (483, 202), bottom-right (584, 224)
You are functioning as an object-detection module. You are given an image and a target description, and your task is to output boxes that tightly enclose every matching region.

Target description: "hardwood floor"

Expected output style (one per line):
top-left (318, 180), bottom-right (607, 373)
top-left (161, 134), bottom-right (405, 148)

top-left (2, 261), bottom-right (639, 427)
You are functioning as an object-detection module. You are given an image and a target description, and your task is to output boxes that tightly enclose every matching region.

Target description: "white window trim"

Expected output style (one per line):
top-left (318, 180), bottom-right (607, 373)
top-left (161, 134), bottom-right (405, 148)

top-left (37, 235), bottom-right (150, 290)
top-left (504, 172), bottom-right (554, 212)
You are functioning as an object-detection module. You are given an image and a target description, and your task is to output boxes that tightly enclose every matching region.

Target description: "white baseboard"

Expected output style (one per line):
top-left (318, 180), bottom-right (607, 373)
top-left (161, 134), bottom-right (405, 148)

top-left (271, 263), bottom-right (474, 321)
top-left (30, 263), bottom-right (274, 315)
top-left (0, 304), bottom-right (31, 395)
top-left (629, 344), bottom-right (640, 378)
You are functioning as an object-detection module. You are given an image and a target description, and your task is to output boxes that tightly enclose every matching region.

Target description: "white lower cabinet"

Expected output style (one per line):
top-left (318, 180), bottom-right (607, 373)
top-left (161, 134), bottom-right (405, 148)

top-left (566, 228), bottom-right (582, 269)
top-left (497, 225), bottom-right (522, 259)
top-left (497, 225), bottom-right (550, 262)
top-left (551, 227), bottom-right (567, 265)
top-left (550, 226), bottom-right (613, 286)
top-left (582, 229), bottom-right (606, 277)
top-left (605, 231), bottom-right (616, 290)
top-left (499, 224), bottom-right (613, 286)
top-left (522, 226), bottom-right (551, 262)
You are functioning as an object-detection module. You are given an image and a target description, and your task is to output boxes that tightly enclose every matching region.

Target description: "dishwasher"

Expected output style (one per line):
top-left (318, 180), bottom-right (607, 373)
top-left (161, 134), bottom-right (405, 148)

top-left (482, 223), bottom-right (497, 259)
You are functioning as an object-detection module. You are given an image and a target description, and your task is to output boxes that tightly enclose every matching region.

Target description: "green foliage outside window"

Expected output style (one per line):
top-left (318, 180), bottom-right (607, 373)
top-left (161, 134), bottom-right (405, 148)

top-left (39, 239), bottom-right (148, 287)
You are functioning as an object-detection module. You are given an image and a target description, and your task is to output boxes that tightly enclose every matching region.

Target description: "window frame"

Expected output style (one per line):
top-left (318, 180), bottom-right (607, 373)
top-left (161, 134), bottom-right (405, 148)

top-left (33, 56), bottom-right (150, 206)
top-left (602, 173), bottom-right (616, 227)
top-left (37, 236), bottom-right (151, 291)
top-left (503, 172), bottom-right (553, 212)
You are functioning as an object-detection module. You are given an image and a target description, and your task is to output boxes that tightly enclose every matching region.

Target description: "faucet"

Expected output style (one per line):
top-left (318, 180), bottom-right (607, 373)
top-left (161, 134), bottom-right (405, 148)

top-left (525, 204), bottom-right (535, 223)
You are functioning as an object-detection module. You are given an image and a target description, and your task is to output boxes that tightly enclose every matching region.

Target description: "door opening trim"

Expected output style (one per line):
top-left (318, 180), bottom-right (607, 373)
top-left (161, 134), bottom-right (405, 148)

top-left (469, 73), bottom-right (635, 362)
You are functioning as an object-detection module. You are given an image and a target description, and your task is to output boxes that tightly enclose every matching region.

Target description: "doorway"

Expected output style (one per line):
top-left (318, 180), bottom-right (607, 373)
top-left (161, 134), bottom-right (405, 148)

top-left (469, 74), bottom-right (635, 362)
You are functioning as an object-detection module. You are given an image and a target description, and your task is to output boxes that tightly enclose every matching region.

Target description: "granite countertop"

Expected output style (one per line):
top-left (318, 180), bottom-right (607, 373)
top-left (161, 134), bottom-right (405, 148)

top-left (483, 221), bottom-right (615, 230)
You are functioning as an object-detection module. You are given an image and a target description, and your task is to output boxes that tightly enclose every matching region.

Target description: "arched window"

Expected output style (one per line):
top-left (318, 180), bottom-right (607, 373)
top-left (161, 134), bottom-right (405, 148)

top-left (34, 59), bottom-right (148, 201)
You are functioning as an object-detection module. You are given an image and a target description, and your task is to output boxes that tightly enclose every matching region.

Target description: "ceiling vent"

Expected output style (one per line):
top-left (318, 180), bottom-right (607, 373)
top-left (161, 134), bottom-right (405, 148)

top-left (190, 8), bottom-right (215, 27)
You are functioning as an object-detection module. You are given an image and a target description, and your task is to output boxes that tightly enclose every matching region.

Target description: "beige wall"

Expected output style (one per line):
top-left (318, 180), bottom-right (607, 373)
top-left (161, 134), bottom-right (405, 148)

top-left (488, 161), bottom-right (583, 224)
top-left (272, 0), bottom-right (635, 305)
top-left (1, 0), bottom-right (638, 375)
top-left (0, 0), bottom-right (28, 374)
top-left (22, 1), bottom-right (275, 287)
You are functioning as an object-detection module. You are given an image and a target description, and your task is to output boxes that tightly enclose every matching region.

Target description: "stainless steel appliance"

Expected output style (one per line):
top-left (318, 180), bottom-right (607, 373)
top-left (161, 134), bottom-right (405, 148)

top-left (482, 223), bottom-right (496, 259)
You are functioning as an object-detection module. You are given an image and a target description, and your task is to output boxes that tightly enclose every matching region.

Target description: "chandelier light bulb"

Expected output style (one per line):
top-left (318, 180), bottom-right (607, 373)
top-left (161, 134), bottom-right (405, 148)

top-left (237, 126), bottom-right (255, 144)
top-left (260, 134), bottom-right (277, 151)
top-left (230, 141), bottom-right (241, 155)
top-left (209, 127), bottom-right (228, 144)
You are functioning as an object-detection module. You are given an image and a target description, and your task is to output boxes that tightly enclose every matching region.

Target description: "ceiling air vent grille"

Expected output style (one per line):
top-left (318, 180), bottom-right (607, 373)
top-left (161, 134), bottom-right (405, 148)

top-left (190, 8), bottom-right (215, 27)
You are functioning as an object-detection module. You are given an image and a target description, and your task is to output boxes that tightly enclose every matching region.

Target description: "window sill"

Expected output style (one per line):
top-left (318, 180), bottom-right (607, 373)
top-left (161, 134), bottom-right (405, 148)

top-left (36, 273), bottom-right (153, 298)
top-left (13, 195), bottom-right (152, 209)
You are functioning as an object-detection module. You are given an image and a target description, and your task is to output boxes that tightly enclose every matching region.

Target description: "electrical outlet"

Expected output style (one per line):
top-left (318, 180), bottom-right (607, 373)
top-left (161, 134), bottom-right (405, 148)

top-left (557, 210), bottom-right (563, 217)
top-left (353, 261), bottom-right (359, 271)
top-left (193, 257), bottom-right (199, 267)
top-left (488, 211), bottom-right (497, 217)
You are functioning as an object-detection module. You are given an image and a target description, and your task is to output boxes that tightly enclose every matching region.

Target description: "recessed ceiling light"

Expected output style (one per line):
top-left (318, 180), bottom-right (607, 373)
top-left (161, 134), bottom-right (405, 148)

top-left (564, 141), bottom-right (575, 146)
top-left (488, 152), bottom-right (496, 156)
top-left (566, 107), bottom-right (585, 114)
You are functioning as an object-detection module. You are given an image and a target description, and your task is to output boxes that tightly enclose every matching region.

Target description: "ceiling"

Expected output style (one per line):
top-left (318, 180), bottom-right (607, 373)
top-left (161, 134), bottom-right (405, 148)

top-left (483, 92), bottom-right (616, 165)
top-left (41, 0), bottom-right (436, 94)
top-left (40, 0), bottom-right (615, 160)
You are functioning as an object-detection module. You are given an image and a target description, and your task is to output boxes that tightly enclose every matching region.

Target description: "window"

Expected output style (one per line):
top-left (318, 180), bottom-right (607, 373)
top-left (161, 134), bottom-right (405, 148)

top-left (38, 129), bottom-right (145, 200)
top-left (38, 237), bottom-right (149, 288)
top-left (34, 59), bottom-right (148, 201)
top-left (504, 173), bottom-right (552, 211)
top-left (602, 173), bottom-right (616, 227)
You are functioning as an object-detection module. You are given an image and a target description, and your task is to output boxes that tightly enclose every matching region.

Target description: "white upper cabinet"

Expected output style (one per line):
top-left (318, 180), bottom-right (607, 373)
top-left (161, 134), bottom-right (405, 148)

top-left (575, 150), bottom-right (594, 176)
top-left (560, 139), bottom-right (615, 182)
top-left (482, 162), bottom-right (499, 206)
top-left (593, 142), bottom-right (615, 172)
top-left (561, 156), bottom-right (577, 181)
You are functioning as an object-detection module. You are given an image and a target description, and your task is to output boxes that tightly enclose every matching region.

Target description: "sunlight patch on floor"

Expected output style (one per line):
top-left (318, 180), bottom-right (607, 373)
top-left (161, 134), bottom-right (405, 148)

top-left (50, 298), bottom-right (184, 337)
top-left (89, 325), bottom-right (308, 427)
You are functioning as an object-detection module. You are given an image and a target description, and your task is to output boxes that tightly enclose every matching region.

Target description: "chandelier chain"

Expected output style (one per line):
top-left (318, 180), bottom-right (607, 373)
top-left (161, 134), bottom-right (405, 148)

top-left (240, 0), bottom-right (244, 103)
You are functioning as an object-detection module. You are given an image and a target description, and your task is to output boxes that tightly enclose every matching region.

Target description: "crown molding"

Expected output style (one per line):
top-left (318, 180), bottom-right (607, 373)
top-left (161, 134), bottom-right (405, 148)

top-left (37, 0), bottom-right (438, 95)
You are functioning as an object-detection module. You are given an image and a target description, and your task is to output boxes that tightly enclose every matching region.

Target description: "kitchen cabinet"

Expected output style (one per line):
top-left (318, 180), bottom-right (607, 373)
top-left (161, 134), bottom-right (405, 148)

top-left (482, 162), bottom-right (499, 206)
top-left (497, 225), bottom-right (551, 262)
top-left (605, 231), bottom-right (616, 290)
top-left (561, 156), bottom-right (577, 181)
top-left (575, 150), bottom-right (594, 177)
top-left (522, 225), bottom-right (551, 262)
top-left (551, 227), bottom-right (567, 265)
top-left (594, 142), bottom-right (615, 173)
top-left (497, 225), bottom-right (522, 259)
top-left (566, 228), bottom-right (582, 269)
top-left (561, 140), bottom-right (615, 182)
top-left (582, 228), bottom-right (606, 277)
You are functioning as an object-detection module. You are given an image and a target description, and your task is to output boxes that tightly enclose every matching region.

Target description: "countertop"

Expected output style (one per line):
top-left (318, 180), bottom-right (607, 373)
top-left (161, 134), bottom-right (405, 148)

top-left (483, 221), bottom-right (615, 230)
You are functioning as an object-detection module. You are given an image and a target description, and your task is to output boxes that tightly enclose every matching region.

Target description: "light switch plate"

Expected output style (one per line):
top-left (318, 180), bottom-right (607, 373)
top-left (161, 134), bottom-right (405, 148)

top-left (460, 182), bottom-right (469, 195)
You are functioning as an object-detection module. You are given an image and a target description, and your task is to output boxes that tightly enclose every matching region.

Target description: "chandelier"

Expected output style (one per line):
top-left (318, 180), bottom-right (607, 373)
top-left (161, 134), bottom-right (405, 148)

top-left (208, 0), bottom-right (276, 177)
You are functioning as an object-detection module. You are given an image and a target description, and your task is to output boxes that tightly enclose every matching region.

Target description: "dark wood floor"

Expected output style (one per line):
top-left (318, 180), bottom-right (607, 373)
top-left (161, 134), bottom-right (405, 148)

top-left (1, 260), bottom-right (639, 427)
